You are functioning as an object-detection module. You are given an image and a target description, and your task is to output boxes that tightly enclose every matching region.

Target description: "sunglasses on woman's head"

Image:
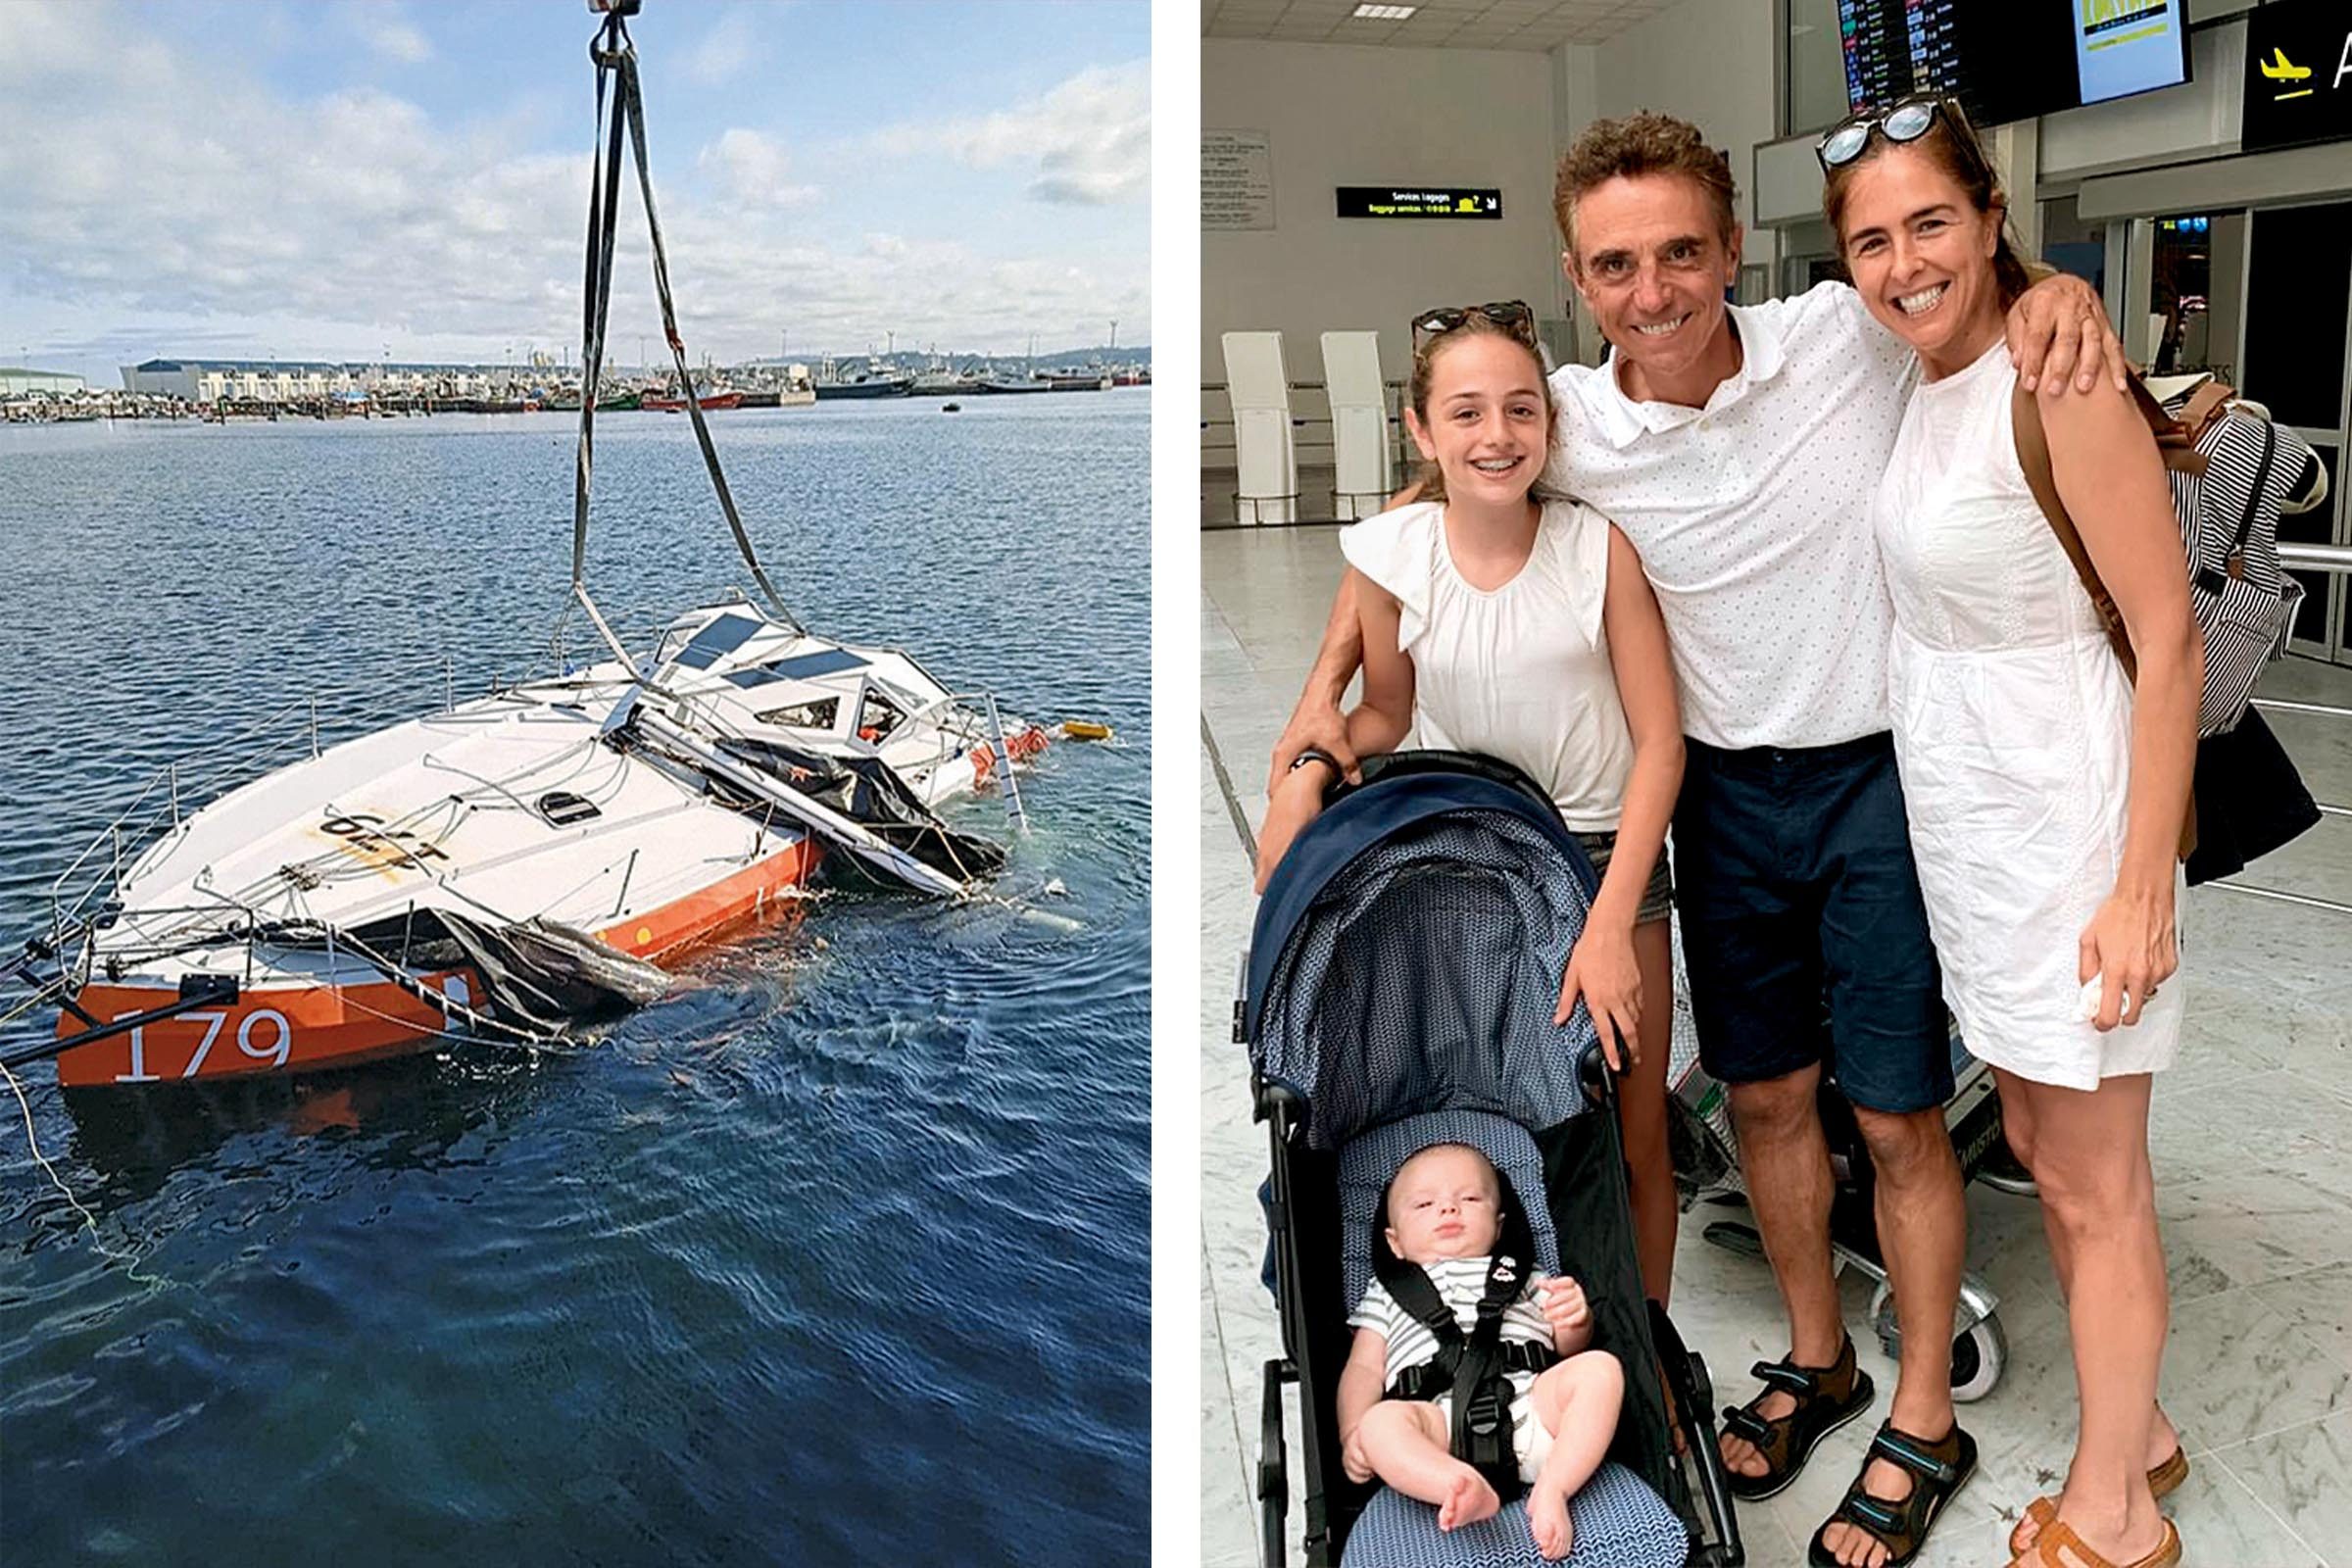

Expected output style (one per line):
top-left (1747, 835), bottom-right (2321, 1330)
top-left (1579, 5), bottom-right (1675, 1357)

top-left (1411, 300), bottom-right (1538, 348)
top-left (1816, 96), bottom-right (1962, 172)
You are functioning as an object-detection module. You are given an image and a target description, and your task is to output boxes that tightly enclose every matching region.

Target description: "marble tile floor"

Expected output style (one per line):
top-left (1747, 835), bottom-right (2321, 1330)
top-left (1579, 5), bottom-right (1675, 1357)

top-left (1200, 524), bottom-right (2352, 1568)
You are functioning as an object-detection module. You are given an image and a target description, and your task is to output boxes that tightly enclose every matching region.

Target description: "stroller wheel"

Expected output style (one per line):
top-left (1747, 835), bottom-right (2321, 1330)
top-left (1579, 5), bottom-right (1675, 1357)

top-left (1949, 1312), bottom-right (2008, 1403)
top-left (1976, 1137), bottom-right (2037, 1197)
top-left (1869, 1281), bottom-right (1901, 1359)
top-left (1865, 1285), bottom-right (2011, 1403)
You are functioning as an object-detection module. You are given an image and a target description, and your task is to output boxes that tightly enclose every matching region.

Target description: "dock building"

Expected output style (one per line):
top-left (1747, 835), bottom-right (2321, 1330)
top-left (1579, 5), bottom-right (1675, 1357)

top-left (0, 368), bottom-right (87, 396)
top-left (119, 360), bottom-right (545, 405)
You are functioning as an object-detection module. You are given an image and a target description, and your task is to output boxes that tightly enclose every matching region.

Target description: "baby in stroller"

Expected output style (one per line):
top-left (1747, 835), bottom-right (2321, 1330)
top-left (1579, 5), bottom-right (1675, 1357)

top-left (1342, 1141), bottom-right (1625, 1559)
top-left (1247, 752), bottom-right (1742, 1567)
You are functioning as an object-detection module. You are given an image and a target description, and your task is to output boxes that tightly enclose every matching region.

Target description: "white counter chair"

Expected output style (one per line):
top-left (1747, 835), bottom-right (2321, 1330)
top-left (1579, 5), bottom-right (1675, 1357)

top-left (1321, 330), bottom-right (1393, 521)
top-left (1221, 331), bottom-right (1297, 526)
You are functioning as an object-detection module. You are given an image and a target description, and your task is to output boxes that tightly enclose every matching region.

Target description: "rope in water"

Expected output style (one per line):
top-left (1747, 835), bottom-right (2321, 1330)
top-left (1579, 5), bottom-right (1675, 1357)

top-left (0, 977), bottom-right (173, 1291)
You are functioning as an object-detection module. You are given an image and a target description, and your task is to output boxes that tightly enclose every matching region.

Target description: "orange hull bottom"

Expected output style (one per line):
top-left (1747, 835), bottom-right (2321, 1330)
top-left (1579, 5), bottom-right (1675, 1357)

top-left (56, 838), bottom-right (820, 1087)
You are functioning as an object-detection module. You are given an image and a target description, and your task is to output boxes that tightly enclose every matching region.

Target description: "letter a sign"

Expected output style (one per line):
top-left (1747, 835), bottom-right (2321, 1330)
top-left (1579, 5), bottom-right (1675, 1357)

top-left (2242, 0), bottom-right (2352, 152)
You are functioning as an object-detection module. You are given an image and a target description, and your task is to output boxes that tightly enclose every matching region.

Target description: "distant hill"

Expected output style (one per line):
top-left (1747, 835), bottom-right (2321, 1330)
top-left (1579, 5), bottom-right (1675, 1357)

top-left (746, 344), bottom-right (1151, 371)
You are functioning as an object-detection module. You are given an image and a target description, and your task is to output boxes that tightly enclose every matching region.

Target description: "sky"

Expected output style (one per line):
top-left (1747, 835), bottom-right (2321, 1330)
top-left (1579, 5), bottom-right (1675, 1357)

top-left (0, 0), bottom-right (1151, 383)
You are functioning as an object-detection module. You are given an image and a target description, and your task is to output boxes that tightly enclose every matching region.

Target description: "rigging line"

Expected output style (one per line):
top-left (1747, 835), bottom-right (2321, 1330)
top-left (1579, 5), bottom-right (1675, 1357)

top-left (274, 918), bottom-right (563, 1048)
top-left (572, 20), bottom-right (628, 602)
top-left (0, 974), bottom-right (69, 1032)
top-left (0, 1057), bottom-right (172, 1291)
top-left (608, 24), bottom-right (802, 632)
top-left (328, 986), bottom-right (571, 1054)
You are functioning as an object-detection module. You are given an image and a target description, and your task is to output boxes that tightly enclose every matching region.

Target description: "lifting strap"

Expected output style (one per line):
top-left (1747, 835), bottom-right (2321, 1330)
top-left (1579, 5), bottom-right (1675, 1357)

top-left (574, 7), bottom-right (799, 636)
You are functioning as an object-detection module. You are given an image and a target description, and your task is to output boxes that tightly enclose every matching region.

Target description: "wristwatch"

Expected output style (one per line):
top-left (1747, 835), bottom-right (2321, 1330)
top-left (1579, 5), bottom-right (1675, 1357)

top-left (1289, 748), bottom-right (1342, 776)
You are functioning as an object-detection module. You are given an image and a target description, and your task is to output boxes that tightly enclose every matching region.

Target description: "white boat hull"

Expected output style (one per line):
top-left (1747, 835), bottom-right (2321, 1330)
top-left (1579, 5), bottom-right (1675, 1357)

top-left (52, 605), bottom-right (1046, 1088)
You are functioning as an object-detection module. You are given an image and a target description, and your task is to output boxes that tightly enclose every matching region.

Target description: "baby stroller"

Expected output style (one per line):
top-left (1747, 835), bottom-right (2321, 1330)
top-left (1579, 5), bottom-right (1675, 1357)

top-left (1242, 752), bottom-right (1742, 1567)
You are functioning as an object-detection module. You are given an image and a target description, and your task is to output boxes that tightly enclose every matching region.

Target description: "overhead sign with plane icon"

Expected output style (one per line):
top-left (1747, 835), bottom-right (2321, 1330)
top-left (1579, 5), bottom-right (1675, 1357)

top-left (1335, 187), bottom-right (1502, 220)
top-left (2242, 0), bottom-right (2352, 153)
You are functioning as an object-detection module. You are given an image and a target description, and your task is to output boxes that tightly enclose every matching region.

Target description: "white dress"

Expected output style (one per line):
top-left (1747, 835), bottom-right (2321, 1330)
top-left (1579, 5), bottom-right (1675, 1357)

top-left (1338, 500), bottom-right (1633, 832)
top-left (1871, 341), bottom-right (2183, 1090)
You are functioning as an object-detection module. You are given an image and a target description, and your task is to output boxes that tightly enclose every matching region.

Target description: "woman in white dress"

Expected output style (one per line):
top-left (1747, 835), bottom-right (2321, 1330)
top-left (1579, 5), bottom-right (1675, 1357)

top-left (1253, 304), bottom-right (1688, 1310)
top-left (1820, 101), bottom-right (2199, 1568)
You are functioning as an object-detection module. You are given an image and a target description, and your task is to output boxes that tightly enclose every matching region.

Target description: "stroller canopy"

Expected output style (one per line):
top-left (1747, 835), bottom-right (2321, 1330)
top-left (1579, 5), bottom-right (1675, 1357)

top-left (1246, 755), bottom-right (1602, 1153)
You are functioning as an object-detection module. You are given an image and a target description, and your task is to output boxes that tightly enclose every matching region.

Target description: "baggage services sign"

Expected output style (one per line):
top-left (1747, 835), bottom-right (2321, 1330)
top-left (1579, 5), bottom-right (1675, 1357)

top-left (2242, 0), bottom-right (2352, 152)
top-left (1337, 187), bottom-right (1501, 220)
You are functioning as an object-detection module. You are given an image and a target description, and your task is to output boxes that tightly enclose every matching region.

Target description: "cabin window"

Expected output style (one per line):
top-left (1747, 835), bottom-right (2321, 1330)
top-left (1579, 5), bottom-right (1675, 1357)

top-left (757, 697), bottom-right (840, 731)
top-left (537, 791), bottom-right (603, 826)
top-left (858, 691), bottom-right (906, 742)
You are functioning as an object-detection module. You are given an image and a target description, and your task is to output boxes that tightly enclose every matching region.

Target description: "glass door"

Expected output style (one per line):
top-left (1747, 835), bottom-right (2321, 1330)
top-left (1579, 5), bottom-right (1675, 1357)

top-left (2243, 202), bottom-right (2352, 665)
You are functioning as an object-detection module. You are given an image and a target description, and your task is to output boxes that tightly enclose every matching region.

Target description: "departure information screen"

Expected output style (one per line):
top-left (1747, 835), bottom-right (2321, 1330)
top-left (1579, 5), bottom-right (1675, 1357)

top-left (2076, 0), bottom-right (2188, 106)
top-left (1837, 0), bottom-right (2185, 126)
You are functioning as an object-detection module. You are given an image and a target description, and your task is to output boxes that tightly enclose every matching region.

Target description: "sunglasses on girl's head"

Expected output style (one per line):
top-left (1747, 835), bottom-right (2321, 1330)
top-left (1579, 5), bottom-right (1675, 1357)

top-left (1411, 300), bottom-right (1538, 347)
top-left (1816, 96), bottom-right (1960, 172)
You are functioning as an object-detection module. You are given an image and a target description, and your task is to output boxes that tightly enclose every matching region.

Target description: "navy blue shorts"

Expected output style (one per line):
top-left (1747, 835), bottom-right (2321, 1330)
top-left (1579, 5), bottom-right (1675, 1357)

top-left (1673, 731), bottom-right (1950, 1114)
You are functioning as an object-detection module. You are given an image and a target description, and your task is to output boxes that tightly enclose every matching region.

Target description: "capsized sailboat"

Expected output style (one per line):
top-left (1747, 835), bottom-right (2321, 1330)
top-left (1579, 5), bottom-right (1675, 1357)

top-left (33, 601), bottom-right (1047, 1087)
top-left (7, 4), bottom-right (1057, 1088)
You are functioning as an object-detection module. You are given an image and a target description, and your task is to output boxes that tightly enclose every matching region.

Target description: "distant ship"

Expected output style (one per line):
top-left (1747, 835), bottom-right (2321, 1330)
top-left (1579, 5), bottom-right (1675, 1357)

top-left (980, 368), bottom-right (1108, 394)
top-left (812, 358), bottom-right (913, 400)
top-left (642, 388), bottom-right (744, 412)
top-left (910, 365), bottom-right (979, 397)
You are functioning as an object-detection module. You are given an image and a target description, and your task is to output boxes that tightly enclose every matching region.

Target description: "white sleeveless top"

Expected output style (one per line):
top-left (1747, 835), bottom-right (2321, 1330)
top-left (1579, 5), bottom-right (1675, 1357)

top-left (1339, 500), bottom-right (1633, 831)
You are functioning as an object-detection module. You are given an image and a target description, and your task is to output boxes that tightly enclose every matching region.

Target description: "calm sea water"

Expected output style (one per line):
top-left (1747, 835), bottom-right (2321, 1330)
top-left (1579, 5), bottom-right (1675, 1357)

top-left (0, 394), bottom-right (1150, 1564)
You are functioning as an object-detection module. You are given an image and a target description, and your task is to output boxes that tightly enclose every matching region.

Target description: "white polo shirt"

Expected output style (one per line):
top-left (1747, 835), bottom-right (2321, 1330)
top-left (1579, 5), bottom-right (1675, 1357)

top-left (1543, 282), bottom-right (1917, 752)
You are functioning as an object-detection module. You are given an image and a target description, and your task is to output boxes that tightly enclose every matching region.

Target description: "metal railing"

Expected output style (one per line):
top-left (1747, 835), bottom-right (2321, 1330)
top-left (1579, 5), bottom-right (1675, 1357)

top-left (1199, 379), bottom-right (1417, 473)
top-left (26, 639), bottom-right (592, 969)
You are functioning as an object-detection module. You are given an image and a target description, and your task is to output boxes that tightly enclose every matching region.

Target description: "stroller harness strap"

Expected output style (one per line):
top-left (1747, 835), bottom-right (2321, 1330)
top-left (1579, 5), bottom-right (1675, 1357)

top-left (1389, 1339), bottom-right (1559, 1401)
top-left (1373, 1250), bottom-right (1557, 1500)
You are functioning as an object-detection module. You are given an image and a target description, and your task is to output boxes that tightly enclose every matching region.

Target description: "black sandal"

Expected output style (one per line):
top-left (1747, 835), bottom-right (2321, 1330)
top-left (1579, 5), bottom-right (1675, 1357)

top-left (1805, 1420), bottom-right (1977, 1568)
top-left (1718, 1333), bottom-right (1875, 1501)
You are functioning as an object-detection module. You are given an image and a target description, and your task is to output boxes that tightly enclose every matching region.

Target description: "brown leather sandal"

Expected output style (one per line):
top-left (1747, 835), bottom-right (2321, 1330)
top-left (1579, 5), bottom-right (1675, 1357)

top-left (2008, 1447), bottom-right (2188, 1554)
top-left (1717, 1333), bottom-right (1875, 1500)
top-left (2015, 1516), bottom-right (2181, 1568)
top-left (1806, 1419), bottom-right (1976, 1568)
top-left (2146, 1445), bottom-right (2189, 1498)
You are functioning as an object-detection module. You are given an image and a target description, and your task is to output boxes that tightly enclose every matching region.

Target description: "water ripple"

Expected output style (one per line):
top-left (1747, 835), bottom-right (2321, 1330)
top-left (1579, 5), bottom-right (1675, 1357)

top-left (0, 395), bottom-right (1149, 1564)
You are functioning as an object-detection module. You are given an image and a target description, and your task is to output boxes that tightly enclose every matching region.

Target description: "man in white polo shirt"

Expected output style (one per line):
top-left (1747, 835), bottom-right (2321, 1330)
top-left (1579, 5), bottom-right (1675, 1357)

top-left (1266, 113), bottom-right (2121, 1568)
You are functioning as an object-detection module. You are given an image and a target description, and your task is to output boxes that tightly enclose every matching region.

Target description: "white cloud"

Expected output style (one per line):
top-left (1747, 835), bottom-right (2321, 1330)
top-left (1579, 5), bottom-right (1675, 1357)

top-left (680, 7), bottom-right (762, 88)
top-left (341, 1), bottom-right (432, 65)
top-left (0, 5), bottom-right (1145, 374)
top-left (864, 62), bottom-right (1149, 207)
top-left (698, 128), bottom-right (820, 209)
